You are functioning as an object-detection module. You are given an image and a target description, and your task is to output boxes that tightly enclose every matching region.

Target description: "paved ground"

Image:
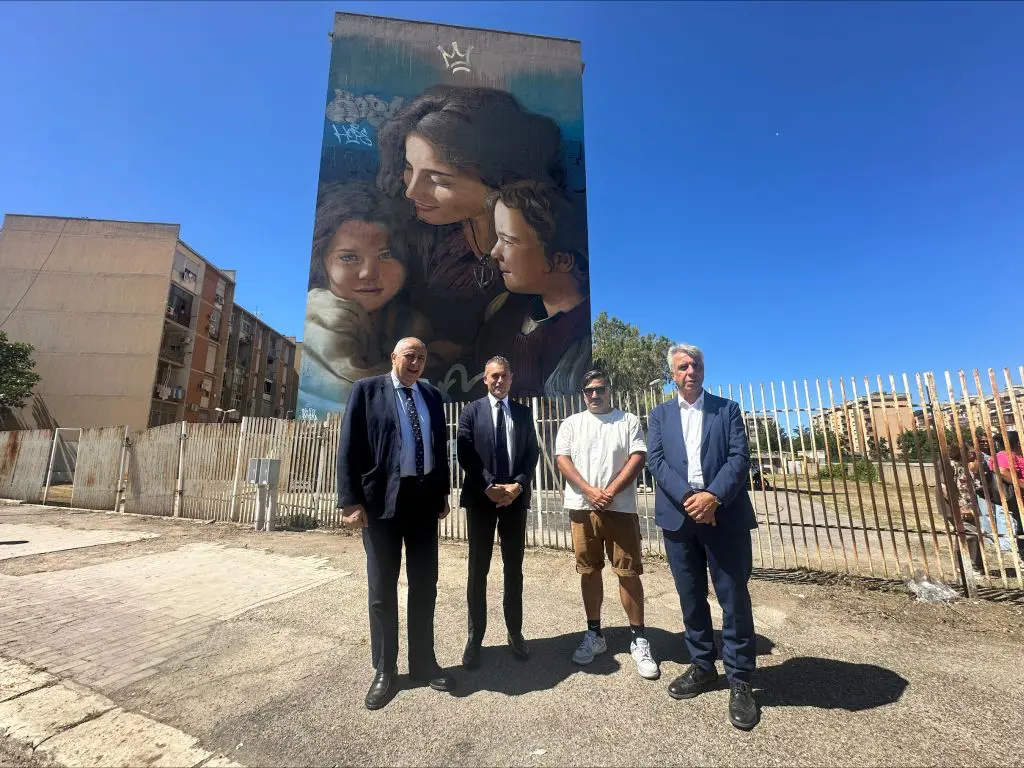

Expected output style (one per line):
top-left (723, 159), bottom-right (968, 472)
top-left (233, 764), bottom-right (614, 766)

top-left (0, 503), bottom-right (1023, 767)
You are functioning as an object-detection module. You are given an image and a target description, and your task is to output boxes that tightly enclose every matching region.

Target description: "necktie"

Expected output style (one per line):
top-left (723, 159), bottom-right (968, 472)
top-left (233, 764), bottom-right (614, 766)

top-left (495, 401), bottom-right (510, 484)
top-left (401, 387), bottom-right (425, 477)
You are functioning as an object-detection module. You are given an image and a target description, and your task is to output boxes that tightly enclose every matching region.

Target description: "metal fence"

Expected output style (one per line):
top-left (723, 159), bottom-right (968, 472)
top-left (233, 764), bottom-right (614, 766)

top-left (1, 365), bottom-right (1021, 596)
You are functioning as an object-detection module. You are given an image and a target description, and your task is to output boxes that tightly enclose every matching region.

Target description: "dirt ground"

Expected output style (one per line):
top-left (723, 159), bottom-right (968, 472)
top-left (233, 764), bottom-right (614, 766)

top-left (2, 503), bottom-right (1023, 766)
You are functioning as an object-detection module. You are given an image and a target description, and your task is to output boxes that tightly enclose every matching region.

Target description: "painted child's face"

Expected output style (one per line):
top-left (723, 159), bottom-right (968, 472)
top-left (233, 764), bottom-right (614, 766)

top-left (490, 201), bottom-right (552, 295)
top-left (403, 133), bottom-right (491, 226)
top-left (323, 220), bottom-right (405, 313)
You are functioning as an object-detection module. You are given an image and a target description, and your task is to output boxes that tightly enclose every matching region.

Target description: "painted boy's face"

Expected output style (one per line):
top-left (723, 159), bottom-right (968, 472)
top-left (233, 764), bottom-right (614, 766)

top-left (323, 220), bottom-right (405, 313)
top-left (403, 133), bottom-right (491, 226)
top-left (490, 201), bottom-right (551, 295)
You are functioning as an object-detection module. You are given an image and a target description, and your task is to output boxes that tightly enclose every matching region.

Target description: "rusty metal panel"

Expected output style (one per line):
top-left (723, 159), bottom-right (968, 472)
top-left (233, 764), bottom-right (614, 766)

top-left (123, 423), bottom-right (180, 516)
top-left (71, 426), bottom-right (128, 510)
top-left (0, 431), bottom-right (21, 494)
top-left (2, 430), bottom-right (54, 503)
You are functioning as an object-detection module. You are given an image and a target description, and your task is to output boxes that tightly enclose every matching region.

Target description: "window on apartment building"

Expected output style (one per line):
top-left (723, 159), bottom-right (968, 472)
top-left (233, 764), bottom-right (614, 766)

top-left (214, 278), bottom-right (226, 308)
top-left (167, 285), bottom-right (193, 327)
top-left (205, 345), bottom-right (217, 374)
top-left (264, 380), bottom-right (273, 395)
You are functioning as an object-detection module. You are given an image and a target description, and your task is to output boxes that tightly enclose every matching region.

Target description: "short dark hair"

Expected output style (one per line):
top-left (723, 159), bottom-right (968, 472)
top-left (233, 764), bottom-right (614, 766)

top-left (484, 355), bottom-right (512, 374)
top-left (485, 180), bottom-right (589, 281)
top-left (582, 369), bottom-right (610, 390)
top-left (308, 182), bottom-right (411, 291)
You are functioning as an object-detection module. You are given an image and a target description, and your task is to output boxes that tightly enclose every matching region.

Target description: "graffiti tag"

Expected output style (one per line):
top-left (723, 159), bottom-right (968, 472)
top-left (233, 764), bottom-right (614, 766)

top-left (438, 41), bottom-right (473, 74)
top-left (326, 90), bottom-right (405, 128)
top-left (331, 123), bottom-right (373, 147)
top-left (300, 407), bottom-right (319, 422)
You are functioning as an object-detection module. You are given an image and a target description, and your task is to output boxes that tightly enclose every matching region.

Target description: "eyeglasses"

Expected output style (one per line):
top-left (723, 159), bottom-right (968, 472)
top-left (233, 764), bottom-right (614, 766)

top-left (583, 386), bottom-right (608, 396)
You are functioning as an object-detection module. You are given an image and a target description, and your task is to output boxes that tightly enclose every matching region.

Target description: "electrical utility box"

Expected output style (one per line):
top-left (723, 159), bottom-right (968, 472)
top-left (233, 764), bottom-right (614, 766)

top-left (245, 458), bottom-right (281, 531)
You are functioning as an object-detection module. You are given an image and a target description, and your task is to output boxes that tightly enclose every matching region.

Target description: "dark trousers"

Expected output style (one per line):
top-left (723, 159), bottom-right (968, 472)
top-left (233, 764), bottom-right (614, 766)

top-left (466, 501), bottom-right (528, 645)
top-left (362, 478), bottom-right (441, 676)
top-left (663, 521), bottom-right (756, 685)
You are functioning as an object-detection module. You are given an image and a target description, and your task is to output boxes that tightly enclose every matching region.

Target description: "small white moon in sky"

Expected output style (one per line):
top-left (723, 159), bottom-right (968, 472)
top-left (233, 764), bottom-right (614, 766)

top-left (775, 132), bottom-right (780, 136)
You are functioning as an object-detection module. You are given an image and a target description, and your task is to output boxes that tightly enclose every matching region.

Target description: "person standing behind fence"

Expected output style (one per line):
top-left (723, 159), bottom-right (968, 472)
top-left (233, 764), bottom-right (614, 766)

top-left (553, 370), bottom-right (659, 680)
top-left (457, 356), bottom-right (540, 669)
top-left (646, 343), bottom-right (760, 731)
top-left (338, 337), bottom-right (456, 711)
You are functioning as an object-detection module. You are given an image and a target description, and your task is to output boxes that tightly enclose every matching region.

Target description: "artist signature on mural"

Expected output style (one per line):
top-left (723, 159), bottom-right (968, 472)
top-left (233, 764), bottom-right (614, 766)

top-left (436, 364), bottom-right (485, 400)
top-left (300, 407), bottom-right (319, 422)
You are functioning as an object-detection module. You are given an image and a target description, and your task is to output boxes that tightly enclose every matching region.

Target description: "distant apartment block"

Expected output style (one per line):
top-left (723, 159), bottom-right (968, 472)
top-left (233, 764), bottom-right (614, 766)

top-left (0, 213), bottom-right (294, 430)
top-left (810, 391), bottom-right (916, 453)
top-left (218, 305), bottom-right (298, 421)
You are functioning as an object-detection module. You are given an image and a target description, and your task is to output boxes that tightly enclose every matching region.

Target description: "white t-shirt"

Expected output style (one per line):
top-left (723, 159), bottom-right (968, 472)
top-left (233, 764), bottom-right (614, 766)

top-left (555, 408), bottom-right (647, 514)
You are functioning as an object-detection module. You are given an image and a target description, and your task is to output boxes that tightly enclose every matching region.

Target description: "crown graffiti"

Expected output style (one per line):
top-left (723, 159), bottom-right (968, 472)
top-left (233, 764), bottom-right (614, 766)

top-left (438, 41), bottom-right (472, 74)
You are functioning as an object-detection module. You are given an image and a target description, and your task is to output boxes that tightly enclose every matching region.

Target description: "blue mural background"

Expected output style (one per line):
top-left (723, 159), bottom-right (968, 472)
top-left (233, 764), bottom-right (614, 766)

top-left (299, 14), bottom-right (589, 420)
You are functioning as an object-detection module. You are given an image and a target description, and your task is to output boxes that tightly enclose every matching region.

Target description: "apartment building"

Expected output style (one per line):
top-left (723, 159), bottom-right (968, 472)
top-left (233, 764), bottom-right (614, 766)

top-left (217, 305), bottom-right (298, 421)
top-left (810, 391), bottom-right (916, 453)
top-left (1, 213), bottom-right (291, 430)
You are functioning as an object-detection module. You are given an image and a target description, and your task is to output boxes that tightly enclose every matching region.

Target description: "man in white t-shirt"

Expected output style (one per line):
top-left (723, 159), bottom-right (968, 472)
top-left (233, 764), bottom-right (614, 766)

top-left (554, 370), bottom-right (659, 680)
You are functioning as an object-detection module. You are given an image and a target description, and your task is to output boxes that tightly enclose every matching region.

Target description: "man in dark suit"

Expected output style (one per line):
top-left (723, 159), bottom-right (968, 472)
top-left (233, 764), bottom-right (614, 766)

top-left (647, 343), bottom-right (760, 730)
top-left (338, 337), bottom-right (456, 710)
top-left (457, 356), bottom-right (540, 669)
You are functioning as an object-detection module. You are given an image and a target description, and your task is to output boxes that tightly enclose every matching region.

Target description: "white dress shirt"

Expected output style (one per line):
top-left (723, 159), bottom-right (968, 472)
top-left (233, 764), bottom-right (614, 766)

top-left (391, 372), bottom-right (433, 477)
top-left (679, 391), bottom-right (705, 489)
top-left (487, 393), bottom-right (514, 471)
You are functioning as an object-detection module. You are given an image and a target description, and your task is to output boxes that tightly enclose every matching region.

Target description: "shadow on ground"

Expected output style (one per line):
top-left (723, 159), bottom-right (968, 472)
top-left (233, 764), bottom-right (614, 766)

top-left (757, 656), bottom-right (909, 711)
top-left (449, 626), bottom-right (775, 698)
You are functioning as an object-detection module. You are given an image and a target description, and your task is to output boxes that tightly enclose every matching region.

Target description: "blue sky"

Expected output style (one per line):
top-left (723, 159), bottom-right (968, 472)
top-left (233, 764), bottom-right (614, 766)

top-left (1, 1), bottom-right (1021, 393)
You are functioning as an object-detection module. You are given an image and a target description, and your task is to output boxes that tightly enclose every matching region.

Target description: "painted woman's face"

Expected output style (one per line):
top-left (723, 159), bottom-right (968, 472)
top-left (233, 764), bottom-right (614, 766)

top-left (490, 201), bottom-right (553, 295)
top-left (403, 133), bottom-right (491, 226)
top-left (322, 220), bottom-right (405, 313)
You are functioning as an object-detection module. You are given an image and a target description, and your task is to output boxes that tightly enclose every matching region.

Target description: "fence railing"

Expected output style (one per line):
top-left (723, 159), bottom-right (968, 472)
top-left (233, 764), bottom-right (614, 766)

top-left (1, 365), bottom-right (1021, 596)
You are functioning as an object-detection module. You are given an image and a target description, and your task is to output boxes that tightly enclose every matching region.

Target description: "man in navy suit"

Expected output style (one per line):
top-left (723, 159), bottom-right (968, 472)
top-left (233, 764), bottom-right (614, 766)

top-left (647, 343), bottom-right (760, 730)
top-left (457, 356), bottom-right (540, 669)
top-left (338, 337), bottom-right (456, 710)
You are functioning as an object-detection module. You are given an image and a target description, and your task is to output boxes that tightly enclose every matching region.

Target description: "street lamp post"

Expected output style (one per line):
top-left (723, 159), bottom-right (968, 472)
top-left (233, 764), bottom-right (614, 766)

top-left (214, 407), bottom-right (238, 424)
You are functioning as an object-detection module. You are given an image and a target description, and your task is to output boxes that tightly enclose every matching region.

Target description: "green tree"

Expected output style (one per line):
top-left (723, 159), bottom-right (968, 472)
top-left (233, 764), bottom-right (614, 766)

top-left (591, 312), bottom-right (674, 393)
top-left (866, 436), bottom-right (891, 460)
top-left (0, 331), bottom-right (41, 413)
top-left (896, 427), bottom-right (960, 461)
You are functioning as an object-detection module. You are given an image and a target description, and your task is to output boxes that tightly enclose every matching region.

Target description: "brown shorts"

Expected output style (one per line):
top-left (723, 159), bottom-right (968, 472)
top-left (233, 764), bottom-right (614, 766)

top-left (569, 509), bottom-right (644, 577)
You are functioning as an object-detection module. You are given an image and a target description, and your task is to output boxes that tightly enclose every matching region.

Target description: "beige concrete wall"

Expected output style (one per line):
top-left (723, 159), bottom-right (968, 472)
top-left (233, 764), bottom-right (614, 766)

top-left (0, 215), bottom-right (179, 430)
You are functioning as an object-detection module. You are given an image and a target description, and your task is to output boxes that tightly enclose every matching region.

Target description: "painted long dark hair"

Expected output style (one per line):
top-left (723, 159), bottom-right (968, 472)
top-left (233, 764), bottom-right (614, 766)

top-left (376, 85), bottom-right (566, 200)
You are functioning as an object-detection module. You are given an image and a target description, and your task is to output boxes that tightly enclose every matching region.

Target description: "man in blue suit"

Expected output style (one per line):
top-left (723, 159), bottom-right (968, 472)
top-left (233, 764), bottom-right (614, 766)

top-left (647, 343), bottom-right (760, 730)
top-left (338, 337), bottom-right (455, 710)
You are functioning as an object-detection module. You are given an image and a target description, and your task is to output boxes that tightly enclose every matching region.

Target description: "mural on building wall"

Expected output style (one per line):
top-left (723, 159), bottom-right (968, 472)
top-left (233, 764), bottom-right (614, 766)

top-left (298, 12), bottom-right (590, 419)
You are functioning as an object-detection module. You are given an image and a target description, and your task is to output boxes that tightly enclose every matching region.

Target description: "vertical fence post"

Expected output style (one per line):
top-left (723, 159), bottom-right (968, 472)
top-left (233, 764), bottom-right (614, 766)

top-left (173, 421), bottom-right (187, 518)
top-left (229, 417), bottom-right (247, 522)
top-left (113, 427), bottom-right (131, 513)
top-left (41, 429), bottom-right (61, 505)
top-left (532, 396), bottom-right (544, 548)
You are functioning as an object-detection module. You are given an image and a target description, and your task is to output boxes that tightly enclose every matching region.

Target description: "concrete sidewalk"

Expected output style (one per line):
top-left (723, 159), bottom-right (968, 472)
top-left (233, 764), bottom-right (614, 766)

top-left (0, 505), bottom-right (1022, 766)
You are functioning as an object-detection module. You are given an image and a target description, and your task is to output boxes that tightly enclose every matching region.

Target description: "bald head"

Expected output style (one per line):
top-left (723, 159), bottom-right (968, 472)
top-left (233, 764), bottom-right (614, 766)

top-left (391, 337), bottom-right (427, 387)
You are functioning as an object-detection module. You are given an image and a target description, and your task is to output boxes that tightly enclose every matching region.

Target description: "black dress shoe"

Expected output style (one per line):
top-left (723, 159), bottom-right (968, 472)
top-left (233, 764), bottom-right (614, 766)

top-left (411, 666), bottom-right (457, 693)
top-left (507, 633), bottom-right (531, 661)
top-left (668, 664), bottom-right (720, 700)
top-left (364, 669), bottom-right (397, 711)
top-left (463, 641), bottom-right (481, 670)
top-left (729, 681), bottom-right (760, 730)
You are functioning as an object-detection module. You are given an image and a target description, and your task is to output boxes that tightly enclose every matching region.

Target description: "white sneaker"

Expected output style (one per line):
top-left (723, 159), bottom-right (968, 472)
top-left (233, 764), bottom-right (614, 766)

top-left (630, 637), bottom-right (660, 680)
top-left (572, 630), bottom-right (607, 665)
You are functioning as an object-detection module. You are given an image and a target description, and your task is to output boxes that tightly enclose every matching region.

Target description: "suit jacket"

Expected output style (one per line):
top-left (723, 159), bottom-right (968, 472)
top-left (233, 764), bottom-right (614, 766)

top-left (457, 396), bottom-right (540, 511)
top-left (647, 391), bottom-right (757, 532)
top-left (337, 373), bottom-right (450, 520)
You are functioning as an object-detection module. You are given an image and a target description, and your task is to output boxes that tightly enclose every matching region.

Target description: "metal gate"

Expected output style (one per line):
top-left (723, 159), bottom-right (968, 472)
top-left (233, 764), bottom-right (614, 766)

top-left (71, 426), bottom-right (129, 511)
